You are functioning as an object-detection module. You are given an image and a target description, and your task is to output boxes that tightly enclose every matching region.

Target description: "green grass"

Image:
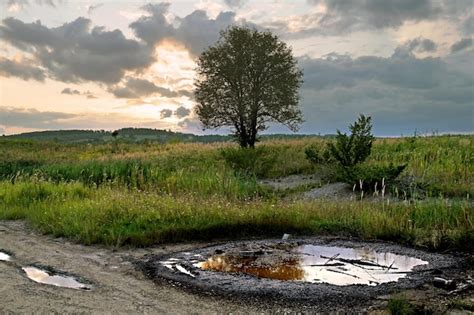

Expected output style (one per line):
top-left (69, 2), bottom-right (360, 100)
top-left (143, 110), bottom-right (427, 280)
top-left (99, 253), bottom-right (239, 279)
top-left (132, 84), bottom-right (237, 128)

top-left (388, 295), bottom-right (415, 315)
top-left (0, 135), bottom-right (472, 249)
top-left (0, 181), bottom-right (472, 249)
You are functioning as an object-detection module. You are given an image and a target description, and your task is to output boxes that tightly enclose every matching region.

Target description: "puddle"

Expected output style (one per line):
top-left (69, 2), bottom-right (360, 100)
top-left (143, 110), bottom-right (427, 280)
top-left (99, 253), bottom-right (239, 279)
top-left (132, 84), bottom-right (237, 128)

top-left (0, 251), bottom-right (12, 261)
top-left (22, 266), bottom-right (92, 290)
top-left (197, 245), bottom-right (428, 286)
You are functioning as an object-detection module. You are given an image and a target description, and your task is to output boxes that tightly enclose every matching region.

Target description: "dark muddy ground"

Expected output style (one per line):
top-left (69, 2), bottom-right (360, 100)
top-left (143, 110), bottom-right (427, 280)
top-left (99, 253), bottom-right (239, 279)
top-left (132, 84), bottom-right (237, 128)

top-left (139, 237), bottom-right (474, 313)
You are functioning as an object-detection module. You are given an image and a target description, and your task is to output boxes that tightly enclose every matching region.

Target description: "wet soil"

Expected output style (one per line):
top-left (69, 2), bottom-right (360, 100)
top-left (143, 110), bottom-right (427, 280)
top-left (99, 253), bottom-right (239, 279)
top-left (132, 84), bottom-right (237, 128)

top-left (1, 220), bottom-right (472, 313)
top-left (140, 238), bottom-right (473, 313)
top-left (0, 221), bottom-right (270, 314)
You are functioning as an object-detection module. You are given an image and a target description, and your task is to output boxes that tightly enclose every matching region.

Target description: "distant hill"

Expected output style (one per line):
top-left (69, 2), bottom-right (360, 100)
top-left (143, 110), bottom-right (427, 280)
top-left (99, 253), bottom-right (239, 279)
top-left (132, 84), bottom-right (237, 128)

top-left (3, 128), bottom-right (231, 144)
top-left (3, 128), bottom-right (323, 144)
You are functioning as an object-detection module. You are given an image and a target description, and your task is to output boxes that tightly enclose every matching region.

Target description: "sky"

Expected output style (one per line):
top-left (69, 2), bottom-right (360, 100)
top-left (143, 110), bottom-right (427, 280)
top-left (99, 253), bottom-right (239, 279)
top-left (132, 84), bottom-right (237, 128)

top-left (0, 0), bottom-right (473, 136)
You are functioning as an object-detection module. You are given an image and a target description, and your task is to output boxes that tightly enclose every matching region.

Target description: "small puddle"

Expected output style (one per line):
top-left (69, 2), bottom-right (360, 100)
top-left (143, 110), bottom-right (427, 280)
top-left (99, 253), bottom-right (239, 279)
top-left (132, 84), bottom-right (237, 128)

top-left (197, 245), bottom-right (428, 286)
top-left (0, 251), bottom-right (12, 261)
top-left (22, 266), bottom-right (92, 290)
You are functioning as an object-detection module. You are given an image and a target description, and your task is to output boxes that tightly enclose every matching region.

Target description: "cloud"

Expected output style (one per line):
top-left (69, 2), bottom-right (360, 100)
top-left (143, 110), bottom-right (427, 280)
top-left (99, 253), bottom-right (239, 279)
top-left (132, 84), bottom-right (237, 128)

top-left (87, 3), bottom-right (103, 15)
top-left (0, 107), bottom-right (77, 129)
top-left (174, 106), bottom-right (191, 118)
top-left (0, 106), bottom-right (176, 132)
top-left (223, 0), bottom-right (247, 8)
top-left (108, 77), bottom-right (192, 99)
top-left (0, 58), bottom-right (45, 81)
top-left (451, 38), bottom-right (473, 53)
top-left (85, 91), bottom-right (97, 99)
top-left (403, 37), bottom-right (437, 53)
top-left (272, 0), bottom-right (472, 38)
top-left (160, 109), bottom-right (173, 119)
top-left (130, 3), bottom-right (237, 55)
top-left (61, 87), bottom-right (80, 95)
top-left (61, 87), bottom-right (97, 98)
top-left (6, 0), bottom-right (62, 12)
top-left (0, 17), bottom-right (154, 84)
top-left (296, 47), bottom-right (474, 135)
top-left (461, 15), bottom-right (474, 35)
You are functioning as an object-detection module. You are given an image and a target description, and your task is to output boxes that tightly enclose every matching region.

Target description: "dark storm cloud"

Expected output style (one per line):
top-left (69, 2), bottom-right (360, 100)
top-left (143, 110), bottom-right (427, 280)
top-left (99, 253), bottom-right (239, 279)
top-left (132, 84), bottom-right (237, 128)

top-left (0, 107), bottom-right (77, 129)
top-left (451, 38), bottom-right (473, 53)
top-left (174, 106), bottom-right (191, 118)
top-left (108, 78), bottom-right (192, 99)
top-left (160, 109), bottom-right (173, 119)
top-left (275, 0), bottom-right (473, 38)
top-left (299, 48), bottom-right (465, 91)
top-left (130, 3), bottom-right (237, 55)
top-left (281, 0), bottom-right (440, 37)
top-left (0, 58), bottom-right (45, 81)
top-left (297, 47), bottom-right (474, 135)
top-left (0, 17), bottom-right (154, 84)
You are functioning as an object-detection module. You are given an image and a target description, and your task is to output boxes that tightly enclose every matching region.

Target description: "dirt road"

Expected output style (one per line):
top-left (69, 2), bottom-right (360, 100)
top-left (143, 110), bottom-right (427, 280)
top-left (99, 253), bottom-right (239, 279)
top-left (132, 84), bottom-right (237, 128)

top-left (1, 220), bottom-right (472, 314)
top-left (0, 221), bottom-right (270, 314)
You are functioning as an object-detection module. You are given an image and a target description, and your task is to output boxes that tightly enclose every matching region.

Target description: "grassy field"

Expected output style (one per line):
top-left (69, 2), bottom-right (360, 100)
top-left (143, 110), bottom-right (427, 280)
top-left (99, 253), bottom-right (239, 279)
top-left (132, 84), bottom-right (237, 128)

top-left (0, 135), bottom-right (472, 251)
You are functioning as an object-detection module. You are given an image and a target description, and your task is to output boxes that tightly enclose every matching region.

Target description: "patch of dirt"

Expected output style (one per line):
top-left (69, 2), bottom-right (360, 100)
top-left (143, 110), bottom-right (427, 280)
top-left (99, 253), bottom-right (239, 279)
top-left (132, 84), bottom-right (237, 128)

top-left (303, 182), bottom-right (353, 199)
top-left (258, 174), bottom-right (323, 190)
top-left (0, 221), bottom-right (273, 313)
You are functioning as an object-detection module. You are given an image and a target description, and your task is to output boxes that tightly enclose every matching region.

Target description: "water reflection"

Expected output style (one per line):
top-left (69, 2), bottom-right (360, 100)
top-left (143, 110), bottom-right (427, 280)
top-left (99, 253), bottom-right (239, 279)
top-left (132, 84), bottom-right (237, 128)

top-left (199, 255), bottom-right (304, 281)
top-left (0, 251), bottom-right (11, 261)
top-left (198, 245), bottom-right (428, 286)
top-left (22, 266), bottom-right (91, 290)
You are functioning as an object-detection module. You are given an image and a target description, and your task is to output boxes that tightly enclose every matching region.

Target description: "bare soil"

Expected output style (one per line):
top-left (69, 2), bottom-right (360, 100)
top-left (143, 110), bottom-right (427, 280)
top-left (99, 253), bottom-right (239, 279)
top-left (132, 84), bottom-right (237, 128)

top-left (1, 221), bottom-right (472, 314)
top-left (0, 221), bottom-right (269, 314)
top-left (258, 174), bottom-right (323, 190)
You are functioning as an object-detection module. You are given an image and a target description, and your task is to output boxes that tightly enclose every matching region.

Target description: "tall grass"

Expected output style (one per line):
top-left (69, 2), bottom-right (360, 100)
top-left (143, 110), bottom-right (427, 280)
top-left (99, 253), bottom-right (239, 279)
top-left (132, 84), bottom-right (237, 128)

top-left (0, 181), bottom-right (472, 249)
top-left (0, 136), bottom-right (472, 249)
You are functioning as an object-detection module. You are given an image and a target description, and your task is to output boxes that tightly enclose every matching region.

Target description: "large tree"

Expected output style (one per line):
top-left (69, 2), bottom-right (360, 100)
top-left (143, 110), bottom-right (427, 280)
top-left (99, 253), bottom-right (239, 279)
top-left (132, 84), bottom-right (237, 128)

top-left (194, 26), bottom-right (303, 148)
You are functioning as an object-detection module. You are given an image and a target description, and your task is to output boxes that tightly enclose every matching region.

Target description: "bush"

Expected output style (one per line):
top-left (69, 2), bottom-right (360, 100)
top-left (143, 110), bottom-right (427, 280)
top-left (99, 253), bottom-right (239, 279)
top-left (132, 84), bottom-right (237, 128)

top-left (305, 115), bottom-right (406, 191)
top-left (304, 145), bottom-right (331, 164)
top-left (220, 146), bottom-right (276, 178)
top-left (388, 295), bottom-right (415, 315)
top-left (328, 114), bottom-right (374, 167)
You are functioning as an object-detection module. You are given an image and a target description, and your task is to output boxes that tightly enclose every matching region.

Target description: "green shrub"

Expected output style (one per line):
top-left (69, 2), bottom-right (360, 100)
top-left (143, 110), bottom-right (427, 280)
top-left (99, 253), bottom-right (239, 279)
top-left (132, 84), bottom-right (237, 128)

top-left (220, 146), bottom-right (276, 178)
top-left (328, 114), bottom-right (374, 167)
top-left (388, 295), bottom-right (415, 315)
top-left (305, 116), bottom-right (406, 191)
top-left (304, 145), bottom-right (331, 164)
top-left (305, 115), bottom-right (374, 168)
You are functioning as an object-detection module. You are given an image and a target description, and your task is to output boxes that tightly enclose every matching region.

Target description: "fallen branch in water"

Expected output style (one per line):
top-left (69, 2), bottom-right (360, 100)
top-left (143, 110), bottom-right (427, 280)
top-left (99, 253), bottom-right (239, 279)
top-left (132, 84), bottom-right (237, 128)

top-left (320, 255), bottom-right (398, 270)
top-left (304, 263), bottom-right (345, 267)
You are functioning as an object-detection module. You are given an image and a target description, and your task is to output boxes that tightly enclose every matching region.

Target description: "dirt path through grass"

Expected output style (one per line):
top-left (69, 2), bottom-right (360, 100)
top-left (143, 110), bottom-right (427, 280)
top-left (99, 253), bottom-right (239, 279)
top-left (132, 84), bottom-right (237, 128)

top-left (1, 220), bottom-right (472, 313)
top-left (0, 221), bottom-right (269, 314)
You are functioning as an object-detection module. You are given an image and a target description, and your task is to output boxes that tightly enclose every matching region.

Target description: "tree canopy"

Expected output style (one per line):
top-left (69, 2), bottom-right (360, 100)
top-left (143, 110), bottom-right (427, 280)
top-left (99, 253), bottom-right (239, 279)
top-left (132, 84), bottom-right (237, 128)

top-left (194, 26), bottom-right (303, 148)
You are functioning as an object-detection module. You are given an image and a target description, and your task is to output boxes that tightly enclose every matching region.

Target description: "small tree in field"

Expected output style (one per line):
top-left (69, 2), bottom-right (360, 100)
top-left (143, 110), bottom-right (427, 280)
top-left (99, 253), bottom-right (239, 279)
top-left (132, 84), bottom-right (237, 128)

top-left (194, 26), bottom-right (303, 148)
top-left (328, 114), bottom-right (374, 167)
